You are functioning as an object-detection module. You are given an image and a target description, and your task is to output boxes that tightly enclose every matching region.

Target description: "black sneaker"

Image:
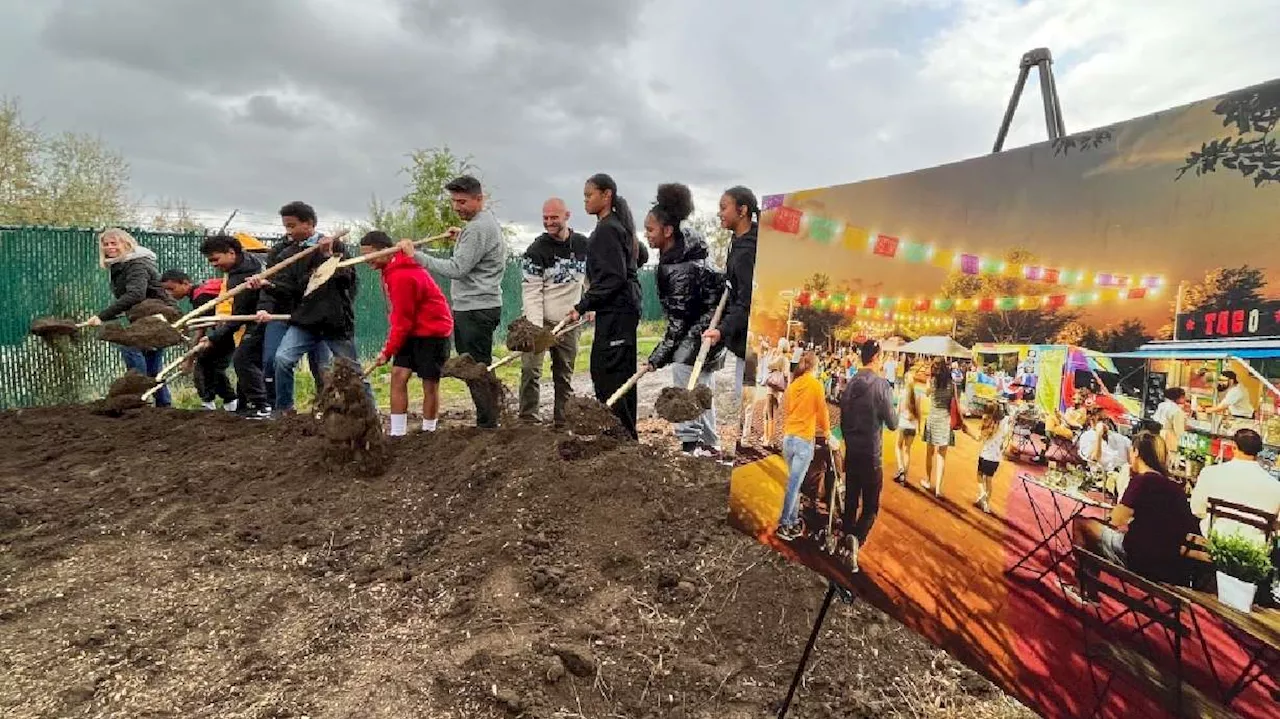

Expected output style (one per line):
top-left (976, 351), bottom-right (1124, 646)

top-left (680, 442), bottom-right (699, 455)
top-left (245, 406), bottom-right (272, 420)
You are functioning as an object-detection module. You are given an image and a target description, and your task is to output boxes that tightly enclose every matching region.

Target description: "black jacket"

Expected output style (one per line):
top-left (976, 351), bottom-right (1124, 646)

top-left (206, 252), bottom-right (265, 344)
top-left (575, 213), bottom-right (643, 316)
top-left (838, 368), bottom-right (899, 465)
top-left (286, 241), bottom-right (358, 340)
top-left (718, 224), bottom-right (757, 358)
top-left (256, 239), bottom-right (310, 315)
top-left (648, 230), bottom-right (727, 370)
top-left (98, 249), bottom-right (173, 321)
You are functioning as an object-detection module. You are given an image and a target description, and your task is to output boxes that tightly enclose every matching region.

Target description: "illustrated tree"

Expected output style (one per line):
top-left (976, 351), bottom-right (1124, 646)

top-left (1176, 83), bottom-right (1280, 187)
top-left (1052, 127), bottom-right (1115, 157)
top-left (792, 272), bottom-right (844, 345)
top-left (0, 97), bottom-right (132, 226)
top-left (1157, 265), bottom-right (1271, 338)
top-left (941, 247), bottom-right (1079, 345)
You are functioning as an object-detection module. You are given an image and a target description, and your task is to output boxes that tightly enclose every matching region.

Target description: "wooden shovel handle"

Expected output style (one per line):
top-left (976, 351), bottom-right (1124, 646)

top-left (686, 287), bottom-right (732, 391)
top-left (336, 232), bottom-right (452, 269)
top-left (607, 367), bottom-right (649, 407)
top-left (140, 345), bottom-right (204, 401)
top-left (187, 314), bottom-right (288, 325)
top-left (486, 318), bottom-right (588, 371)
top-left (173, 229), bottom-right (349, 329)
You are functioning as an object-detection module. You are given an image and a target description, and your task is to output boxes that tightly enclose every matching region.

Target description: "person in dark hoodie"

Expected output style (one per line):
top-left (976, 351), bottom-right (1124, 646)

top-left (642, 183), bottom-right (727, 458)
top-left (702, 186), bottom-right (758, 421)
top-left (83, 228), bottom-right (178, 407)
top-left (250, 202), bottom-right (340, 413)
top-left (837, 340), bottom-right (898, 572)
top-left (193, 235), bottom-right (269, 418)
top-left (566, 173), bottom-right (647, 440)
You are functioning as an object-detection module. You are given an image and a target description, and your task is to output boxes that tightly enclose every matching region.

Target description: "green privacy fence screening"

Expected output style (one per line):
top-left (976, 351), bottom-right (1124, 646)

top-left (0, 226), bottom-right (663, 409)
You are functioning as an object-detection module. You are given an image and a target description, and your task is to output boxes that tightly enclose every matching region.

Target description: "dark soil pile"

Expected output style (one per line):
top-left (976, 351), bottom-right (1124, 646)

top-left (654, 386), bottom-right (715, 423)
top-left (443, 353), bottom-right (511, 425)
top-left (125, 299), bottom-right (181, 323)
top-left (91, 371), bottom-right (157, 415)
top-left (314, 358), bottom-right (390, 476)
top-left (564, 394), bottom-right (625, 437)
top-left (29, 317), bottom-right (81, 342)
top-left (504, 317), bottom-right (551, 353)
top-left (0, 406), bottom-right (1024, 719)
top-left (98, 316), bottom-right (185, 350)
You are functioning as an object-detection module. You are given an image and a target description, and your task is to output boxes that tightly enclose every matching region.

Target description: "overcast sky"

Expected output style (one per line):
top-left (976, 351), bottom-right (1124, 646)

top-left (2, 0), bottom-right (1279, 244)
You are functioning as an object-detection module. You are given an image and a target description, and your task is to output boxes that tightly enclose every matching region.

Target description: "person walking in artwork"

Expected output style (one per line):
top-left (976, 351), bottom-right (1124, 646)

top-left (973, 402), bottom-right (1012, 514)
top-left (775, 350), bottom-right (832, 541)
top-left (518, 197), bottom-right (589, 428)
top-left (642, 182), bottom-right (727, 458)
top-left (922, 358), bottom-right (968, 499)
top-left (837, 340), bottom-right (898, 571)
top-left (82, 228), bottom-right (178, 407)
top-left (362, 231), bottom-right (454, 436)
top-left (566, 173), bottom-right (645, 440)
top-left (403, 176), bottom-right (508, 429)
top-left (894, 363), bottom-right (926, 485)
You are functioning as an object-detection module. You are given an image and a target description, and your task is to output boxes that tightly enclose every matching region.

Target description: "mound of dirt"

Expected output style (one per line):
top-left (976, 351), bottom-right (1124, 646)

top-left (654, 385), bottom-right (715, 423)
top-left (91, 371), bottom-right (158, 416)
top-left (443, 354), bottom-right (512, 425)
top-left (125, 299), bottom-right (181, 323)
top-left (29, 317), bottom-right (82, 341)
top-left (564, 395), bottom-right (625, 437)
top-left (504, 317), bottom-right (549, 353)
top-left (98, 316), bottom-right (185, 350)
top-left (0, 405), bottom-right (1022, 719)
top-left (314, 358), bottom-right (390, 475)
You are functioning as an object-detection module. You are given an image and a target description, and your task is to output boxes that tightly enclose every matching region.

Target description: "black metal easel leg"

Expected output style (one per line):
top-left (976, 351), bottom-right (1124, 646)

top-left (777, 582), bottom-right (847, 718)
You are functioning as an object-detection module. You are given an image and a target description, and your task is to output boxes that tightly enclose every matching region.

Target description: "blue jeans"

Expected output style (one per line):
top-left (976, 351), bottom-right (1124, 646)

top-left (263, 321), bottom-right (331, 409)
top-left (120, 347), bottom-right (170, 407)
top-left (778, 434), bottom-right (815, 528)
top-left (274, 326), bottom-right (372, 412)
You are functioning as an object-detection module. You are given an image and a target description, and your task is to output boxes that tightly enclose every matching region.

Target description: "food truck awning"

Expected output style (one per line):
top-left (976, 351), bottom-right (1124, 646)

top-left (1110, 339), bottom-right (1280, 360)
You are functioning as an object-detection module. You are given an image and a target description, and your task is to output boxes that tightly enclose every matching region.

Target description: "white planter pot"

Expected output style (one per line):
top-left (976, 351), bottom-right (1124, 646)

top-left (1216, 571), bottom-right (1258, 613)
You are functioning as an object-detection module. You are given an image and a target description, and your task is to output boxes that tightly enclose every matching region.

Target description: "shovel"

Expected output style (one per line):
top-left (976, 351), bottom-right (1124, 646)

top-left (488, 318), bottom-right (588, 371)
top-left (186, 314), bottom-right (289, 328)
top-left (173, 229), bottom-right (349, 329)
top-left (684, 286), bottom-right (731, 391)
top-left (304, 232), bottom-right (451, 297)
top-left (30, 317), bottom-right (96, 340)
top-left (140, 344), bottom-right (206, 402)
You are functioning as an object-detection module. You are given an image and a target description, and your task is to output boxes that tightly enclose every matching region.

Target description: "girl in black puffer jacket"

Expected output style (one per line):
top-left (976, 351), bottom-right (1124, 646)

top-left (643, 183), bottom-right (727, 457)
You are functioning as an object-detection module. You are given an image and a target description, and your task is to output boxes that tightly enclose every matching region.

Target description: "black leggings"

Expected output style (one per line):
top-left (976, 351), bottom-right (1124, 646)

top-left (590, 310), bottom-right (639, 440)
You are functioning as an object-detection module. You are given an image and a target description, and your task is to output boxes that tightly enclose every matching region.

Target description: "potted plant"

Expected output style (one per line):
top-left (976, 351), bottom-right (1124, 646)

top-left (1208, 532), bottom-right (1274, 613)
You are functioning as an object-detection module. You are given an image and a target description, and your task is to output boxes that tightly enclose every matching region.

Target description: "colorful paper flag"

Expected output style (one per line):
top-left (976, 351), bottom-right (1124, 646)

top-left (901, 242), bottom-right (930, 263)
top-left (873, 234), bottom-right (900, 258)
top-left (771, 207), bottom-right (803, 234)
top-left (841, 225), bottom-right (869, 252)
top-left (932, 250), bottom-right (956, 270)
top-left (762, 194), bottom-right (784, 210)
top-left (1043, 268), bottom-right (1061, 284)
top-left (960, 254), bottom-right (980, 275)
top-left (808, 216), bottom-right (839, 243)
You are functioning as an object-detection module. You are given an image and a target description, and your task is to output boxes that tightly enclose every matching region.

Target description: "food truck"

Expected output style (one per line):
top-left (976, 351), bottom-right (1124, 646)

top-left (969, 343), bottom-right (1142, 424)
top-left (1108, 337), bottom-right (1280, 480)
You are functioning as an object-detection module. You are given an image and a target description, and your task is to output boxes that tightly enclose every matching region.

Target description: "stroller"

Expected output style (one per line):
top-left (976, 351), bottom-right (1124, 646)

top-left (798, 438), bottom-right (849, 557)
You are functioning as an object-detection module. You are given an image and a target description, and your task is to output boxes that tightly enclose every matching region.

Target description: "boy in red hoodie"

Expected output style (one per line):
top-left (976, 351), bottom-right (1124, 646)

top-left (361, 231), bottom-right (454, 436)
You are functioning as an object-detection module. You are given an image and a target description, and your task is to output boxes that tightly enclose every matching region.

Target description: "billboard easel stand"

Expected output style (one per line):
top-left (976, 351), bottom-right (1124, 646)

top-left (775, 581), bottom-right (855, 719)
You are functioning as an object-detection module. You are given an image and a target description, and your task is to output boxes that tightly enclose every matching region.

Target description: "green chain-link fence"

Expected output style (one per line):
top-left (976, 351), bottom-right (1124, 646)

top-left (0, 226), bottom-right (663, 409)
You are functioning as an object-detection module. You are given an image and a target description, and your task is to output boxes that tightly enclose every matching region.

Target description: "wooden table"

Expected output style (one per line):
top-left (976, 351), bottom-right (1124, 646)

top-left (1169, 585), bottom-right (1280, 704)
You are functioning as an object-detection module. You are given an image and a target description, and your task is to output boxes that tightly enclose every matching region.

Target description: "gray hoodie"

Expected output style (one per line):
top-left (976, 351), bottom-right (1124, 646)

top-left (838, 368), bottom-right (898, 464)
top-left (415, 208), bottom-right (507, 312)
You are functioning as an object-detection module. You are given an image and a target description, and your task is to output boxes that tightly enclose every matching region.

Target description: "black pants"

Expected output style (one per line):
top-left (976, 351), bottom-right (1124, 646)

top-left (590, 311), bottom-right (639, 440)
top-left (234, 325), bottom-right (268, 409)
top-left (454, 307), bottom-right (502, 428)
top-left (197, 336), bottom-right (237, 404)
top-left (843, 452), bottom-right (884, 544)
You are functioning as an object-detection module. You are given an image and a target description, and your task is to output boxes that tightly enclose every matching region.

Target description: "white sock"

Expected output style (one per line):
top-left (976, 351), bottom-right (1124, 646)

top-left (422, 418), bottom-right (439, 432)
top-left (389, 413), bottom-right (407, 437)
top-left (224, 399), bottom-right (238, 412)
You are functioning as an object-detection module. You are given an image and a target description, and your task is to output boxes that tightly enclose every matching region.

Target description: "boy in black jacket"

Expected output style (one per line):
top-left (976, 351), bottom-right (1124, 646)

top-left (253, 201), bottom-right (369, 415)
top-left (194, 235), bottom-right (270, 418)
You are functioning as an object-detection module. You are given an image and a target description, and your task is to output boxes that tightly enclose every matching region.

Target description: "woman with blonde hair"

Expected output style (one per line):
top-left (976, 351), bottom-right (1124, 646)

top-left (775, 350), bottom-right (832, 541)
top-left (893, 362), bottom-right (927, 485)
top-left (82, 228), bottom-right (177, 406)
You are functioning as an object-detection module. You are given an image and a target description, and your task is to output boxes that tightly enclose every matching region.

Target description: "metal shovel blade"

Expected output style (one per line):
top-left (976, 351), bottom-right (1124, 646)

top-left (305, 256), bottom-right (342, 296)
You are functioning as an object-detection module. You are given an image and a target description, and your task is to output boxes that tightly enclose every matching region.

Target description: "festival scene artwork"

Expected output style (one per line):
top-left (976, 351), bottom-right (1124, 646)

top-left (728, 79), bottom-right (1280, 717)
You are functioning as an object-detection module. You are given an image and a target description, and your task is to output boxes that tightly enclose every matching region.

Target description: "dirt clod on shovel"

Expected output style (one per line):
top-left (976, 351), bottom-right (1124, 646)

top-left (29, 317), bottom-right (82, 342)
top-left (126, 299), bottom-right (181, 323)
top-left (505, 317), bottom-right (556, 353)
top-left (315, 358), bottom-right (390, 476)
top-left (99, 316), bottom-right (185, 350)
top-left (442, 354), bottom-right (511, 424)
top-left (654, 385), bottom-right (714, 423)
top-left (564, 395), bottom-right (625, 437)
top-left (92, 370), bottom-right (157, 416)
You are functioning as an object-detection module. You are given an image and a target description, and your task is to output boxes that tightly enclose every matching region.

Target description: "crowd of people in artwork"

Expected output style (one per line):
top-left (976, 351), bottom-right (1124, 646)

top-left (743, 339), bottom-right (1280, 580)
top-left (83, 175), bottom-right (760, 451)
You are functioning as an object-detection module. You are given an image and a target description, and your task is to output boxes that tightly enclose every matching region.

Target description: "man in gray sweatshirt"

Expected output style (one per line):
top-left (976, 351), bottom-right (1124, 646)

top-left (837, 339), bottom-right (898, 572)
top-left (405, 175), bottom-right (508, 428)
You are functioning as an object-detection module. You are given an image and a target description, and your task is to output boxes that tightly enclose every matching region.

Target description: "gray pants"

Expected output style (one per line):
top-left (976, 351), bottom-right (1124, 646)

top-left (519, 324), bottom-right (580, 425)
top-left (671, 363), bottom-right (719, 448)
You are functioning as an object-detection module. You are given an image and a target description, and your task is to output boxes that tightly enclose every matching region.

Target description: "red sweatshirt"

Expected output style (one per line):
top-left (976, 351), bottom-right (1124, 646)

top-left (380, 253), bottom-right (453, 357)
